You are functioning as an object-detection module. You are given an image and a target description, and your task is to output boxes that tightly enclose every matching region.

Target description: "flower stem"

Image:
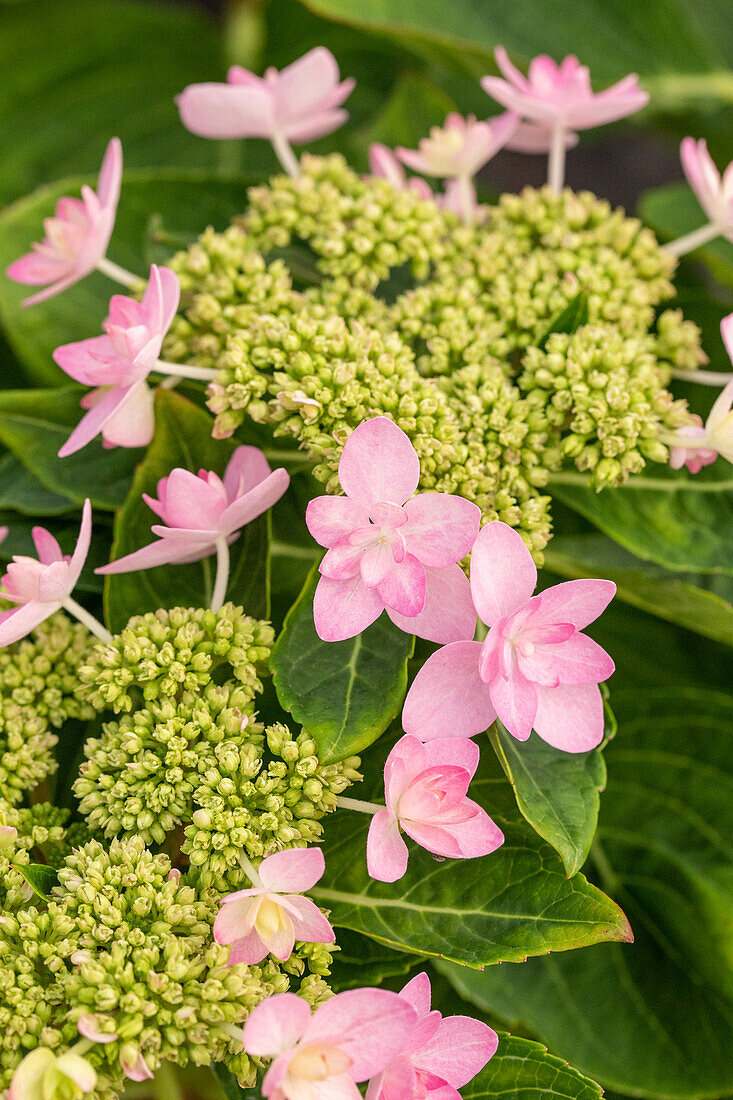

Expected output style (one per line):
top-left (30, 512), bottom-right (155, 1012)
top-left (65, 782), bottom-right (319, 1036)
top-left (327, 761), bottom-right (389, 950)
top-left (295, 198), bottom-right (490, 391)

top-left (454, 175), bottom-right (475, 226)
top-left (335, 795), bottom-right (383, 815)
top-left (95, 257), bottom-right (141, 289)
top-left (155, 360), bottom-right (218, 382)
top-left (271, 131), bottom-right (301, 178)
top-left (670, 368), bottom-right (733, 386)
top-left (62, 597), bottom-right (112, 643)
top-left (664, 221), bottom-right (721, 257)
top-left (210, 536), bottom-right (230, 614)
top-left (239, 852), bottom-right (264, 888)
top-left (547, 124), bottom-right (566, 193)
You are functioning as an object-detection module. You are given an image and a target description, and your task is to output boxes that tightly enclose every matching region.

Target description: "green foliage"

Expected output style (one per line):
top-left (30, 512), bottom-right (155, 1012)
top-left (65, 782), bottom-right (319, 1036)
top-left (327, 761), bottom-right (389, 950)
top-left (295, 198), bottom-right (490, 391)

top-left (272, 568), bottom-right (414, 763)
top-left (15, 862), bottom-right (57, 901)
top-left (466, 1033), bottom-right (603, 1100)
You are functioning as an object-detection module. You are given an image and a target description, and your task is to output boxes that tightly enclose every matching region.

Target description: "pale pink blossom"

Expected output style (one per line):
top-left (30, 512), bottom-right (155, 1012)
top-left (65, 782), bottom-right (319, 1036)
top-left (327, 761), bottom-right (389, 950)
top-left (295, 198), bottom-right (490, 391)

top-left (0, 824), bottom-right (17, 848)
top-left (367, 972), bottom-right (498, 1100)
top-left (366, 735), bottom-right (504, 883)
top-left (7, 138), bottom-right (122, 307)
top-left (668, 315), bottom-right (733, 470)
top-left (9, 1049), bottom-right (97, 1100)
top-left (368, 144), bottom-right (433, 199)
top-left (396, 112), bottom-right (517, 180)
top-left (667, 418), bottom-right (717, 474)
top-left (403, 522), bottom-right (615, 752)
top-left (0, 502), bottom-right (92, 648)
top-left (306, 417), bottom-right (479, 644)
top-left (119, 1046), bottom-right (152, 1083)
top-left (77, 1016), bottom-right (117, 1045)
top-left (680, 138), bottom-right (733, 238)
top-left (97, 446), bottom-right (288, 577)
top-left (214, 848), bottom-right (334, 965)
top-left (438, 179), bottom-right (487, 223)
top-left (482, 49), bottom-right (648, 134)
top-left (53, 264), bottom-right (179, 457)
top-left (243, 988), bottom-right (417, 1100)
top-left (177, 48), bottom-right (354, 176)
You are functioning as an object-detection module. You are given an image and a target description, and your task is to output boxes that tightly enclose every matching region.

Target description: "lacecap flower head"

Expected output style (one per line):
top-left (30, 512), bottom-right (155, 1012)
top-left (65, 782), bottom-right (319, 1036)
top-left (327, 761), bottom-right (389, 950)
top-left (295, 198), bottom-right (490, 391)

top-left (306, 417), bottom-right (479, 644)
top-left (404, 521), bottom-right (615, 752)
top-left (7, 137), bottom-right (122, 306)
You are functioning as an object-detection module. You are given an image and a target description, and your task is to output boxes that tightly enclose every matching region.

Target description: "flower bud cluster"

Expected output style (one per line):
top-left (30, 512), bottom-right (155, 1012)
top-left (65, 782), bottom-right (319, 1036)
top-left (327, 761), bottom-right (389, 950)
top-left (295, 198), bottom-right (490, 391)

top-left (0, 611), bottom-right (95, 803)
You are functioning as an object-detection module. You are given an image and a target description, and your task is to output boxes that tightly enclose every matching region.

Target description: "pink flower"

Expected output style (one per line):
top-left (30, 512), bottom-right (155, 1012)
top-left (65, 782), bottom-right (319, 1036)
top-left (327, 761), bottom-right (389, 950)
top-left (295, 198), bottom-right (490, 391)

top-left (305, 417), bottom-right (479, 644)
top-left (0, 501), bottom-right (92, 648)
top-left (438, 179), bottom-right (487, 223)
top-left (119, 1046), bottom-right (153, 1083)
top-left (177, 48), bottom-right (354, 144)
top-left (366, 972), bottom-right (498, 1100)
top-left (668, 315), bottom-right (733, 471)
top-left (214, 848), bottom-right (335, 965)
top-left (366, 735), bottom-right (504, 883)
top-left (481, 49), bottom-right (648, 135)
top-left (369, 144), bottom-right (433, 199)
top-left (680, 138), bottom-right (733, 238)
top-left (396, 112), bottom-right (517, 179)
top-left (97, 446), bottom-right (289, 575)
top-left (403, 522), bottom-right (615, 752)
top-left (667, 418), bottom-right (717, 474)
top-left (77, 1015), bottom-right (117, 1045)
top-left (53, 264), bottom-right (179, 457)
top-left (243, 988), bottom-right (417, 1100)
top-left (7, 138), bottom-right (122, 307)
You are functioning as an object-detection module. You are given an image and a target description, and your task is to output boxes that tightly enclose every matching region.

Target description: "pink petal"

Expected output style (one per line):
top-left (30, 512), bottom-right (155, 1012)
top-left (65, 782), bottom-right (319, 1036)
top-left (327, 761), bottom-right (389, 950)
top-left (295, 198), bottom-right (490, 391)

top-left (470, 522), bottom-right (536, 627)
top-left (214, 895), bottom-right (257, 945)
top-left (100, 380), bottom-right (155, 449)
top-left (304, 989), bottom-right (418, 1081)
top-left (58, 384), bottom-right (134, 458)
top-left (361, 540), bottom-right (395, 588)
top-left (258, 847), bottom-right (325, 893)
top-left (522, 632), bottom-right (614, 686)
top-left (176, 82), bottom-right (275, 139)
top-left (369, 143), bottom-right (407, 188)
top-left (388, 563), bottom-right (476, 645)
top-left (488, 670), bottom-right (537, 741)
top-left (96, 137), bottom-right (123, 210)
top-left (32, 526), bottom-right (63, 565)
top-left (417, 1016), bottom-right (498, 1086)
top-left (399, 972), bottom-right (432, 1017)
top-left (0, 600), bottom-right (58, 647)
top-left (420, 737), bottom-right (480, 776)
top-left (244, 993), bottom-right (312, 1058)
top-left (223, 445), bottom-right (272, 499)
top-left (121, 1054), bottom-right (152, 1083)
top-left (306, 496), bottom-right (371, 548)
top-left (227, 929), bottom-right (270, 966)
top-left (7, 251), bottom-right (70, 286)
top-left (274, 47), bottom-right (348, 119)
top-left (533, 682), bottom-right (605, 752)
top-left (141, 263), bottom-right (180, 336)
top-left (377, 553), bottom-right (426, 617)
top-left (285, 895), bottom-right (336, 945)
top-left (320, 540), bottom-right (365, 580)
top-left (263, 922), bottom-right (297, 963)
top-left (402, 641), bottom-right (495, 741)
top-left (367, 809), bottom-right (409, 883)
top-left (162, 468), bottom-right (226, 529)
top-left (402, 494), bottom-right (480, 568)
top-left (403, 805), bottom-right (504, 861)
top-left (398, 765), bottom-right (472, 820)
top-left (283, 106), bottom-right (351, 144)
top-left (38, 560), bottom-right (72, 602)
top-left (219, 468), bottom-right (290, 533)
top-left (67, 499), bottom-right (92, 589)
top-left (531, 579), bottom-right (616, 630)
top-left (55, 1054), bottom-right (97, 1093)
top-left (53, 334), bottom-right (123, 387)
top-left (313, 574), bottom-right (384, 641)
top-left (338, 417), bottom-right (420, 507)
top-left (96, 536), bottom-right (207, 575)
top-left (373, 1057), bottom-right (418, 1100)
top-left (493, 46), bottom-right (531, 91)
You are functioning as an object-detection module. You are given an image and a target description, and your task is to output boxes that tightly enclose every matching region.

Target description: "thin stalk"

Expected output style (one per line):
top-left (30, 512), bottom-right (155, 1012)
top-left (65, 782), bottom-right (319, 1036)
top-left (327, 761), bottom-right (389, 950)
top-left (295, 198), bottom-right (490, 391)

top-left (210, 536), bottom-right (230, 613)
top-left (547, 123), bottom-right (566, 192)
top-left (335, 795), bottom-right (383, 815)
top-left (454, 175), bottom-right (476, 226)
top-left (664, 221), bottom-right (721, 257)
top-left (271, 131), bottom-right (301, 178)
top-left (670, 368), bottom-right (733, 386)
top-left (155, 360), bottom-right (218, 383)
top-left (62, 597), bottom-right (112, 643)
top-left (95, 257), bottom-right (140, 289)
top-left (239, 851), bottom-right (264, 888)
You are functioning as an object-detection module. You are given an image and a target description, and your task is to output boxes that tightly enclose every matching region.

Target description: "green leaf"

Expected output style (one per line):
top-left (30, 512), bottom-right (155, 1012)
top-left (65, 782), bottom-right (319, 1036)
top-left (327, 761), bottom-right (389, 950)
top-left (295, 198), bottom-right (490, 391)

top-left (362, 72), bottom-right (457, 149)
top-left (545, 534), bottom-right (733, 645)
top-left (465, 1033), bottom-right (603, 1100)
top-left (641, 182), bottom-right (733, 287)
top-left (0, 0), bottom-right (237, 206)
top-left (0, 453), bottom-right (74, 515)
top-left (0, 170), bottom-right (257, 384)
top-left (488, 722), bottom-right (607, 878)
top-left (537, 292), bottom-right (589, 351)
top-left (104, 390), bottom-right (269, 632)
top-left (551, 464), bottom-right (733, 575)
top-left (16, 863), bottom-right (58, 901)
top-left (328, 928), bottom-right (422, 991)
top-left (0, 388), bottom-right (140, 510)
top-left (211, 1064), bottom-right (259, 1100)
top-left (437, 687), bottom-right (733, 1099)
top-left (271, 568), bottom-right (414, 764)
top-left (311, 745), bottom-right (632, 968)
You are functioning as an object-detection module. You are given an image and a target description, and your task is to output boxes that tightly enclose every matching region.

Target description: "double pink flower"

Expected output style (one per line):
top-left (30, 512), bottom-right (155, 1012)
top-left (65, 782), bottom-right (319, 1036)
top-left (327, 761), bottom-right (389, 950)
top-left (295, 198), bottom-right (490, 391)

top-left (214, 848), bottom-right (334, 966)
top-left (396, 112), bottom-right (517, 181)
top-left (53, 264), bottom-right (180, 456)
top-left (404, 522), bottom-right (615, 753)
top-left (306, 417), bottom-right (479, 644)
top-left (366, 735), bottom-right (504, 883)
top-left (7, 138), bottom-right (123, 306)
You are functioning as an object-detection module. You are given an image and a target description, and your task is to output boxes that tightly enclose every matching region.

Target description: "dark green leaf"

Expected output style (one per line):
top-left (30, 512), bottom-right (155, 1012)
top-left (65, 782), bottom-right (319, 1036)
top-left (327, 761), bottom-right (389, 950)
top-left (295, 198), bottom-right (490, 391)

top-left (465, 1033), bottom-right (603, 1100)
top-left (0, 388), bottom-right (140, 510)
top-left (211, 1063), bottom-right (259, 1100)
top-left (545, 534), bottom-right (733, 645)
top-left (17, 863), bottom-right (58, 901)
top-left (537, 292), bottom-right (589, 351)
top-left (271, 568), bottom-right (414, 764)
top-left (641, 182), bottom-right (733, 287)
top-left (0, 453), bottom-right (74, 515)
top-left (438, 687), bottom-right (733, 1098)
top-left (488, 722), bottom-right (607, 878)
top-left (311, 746), bottom-right (632, 968)
top-left (329, 928), bottom-right (421, 991)
top-left (104, 390), bottom-right (269, 632)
